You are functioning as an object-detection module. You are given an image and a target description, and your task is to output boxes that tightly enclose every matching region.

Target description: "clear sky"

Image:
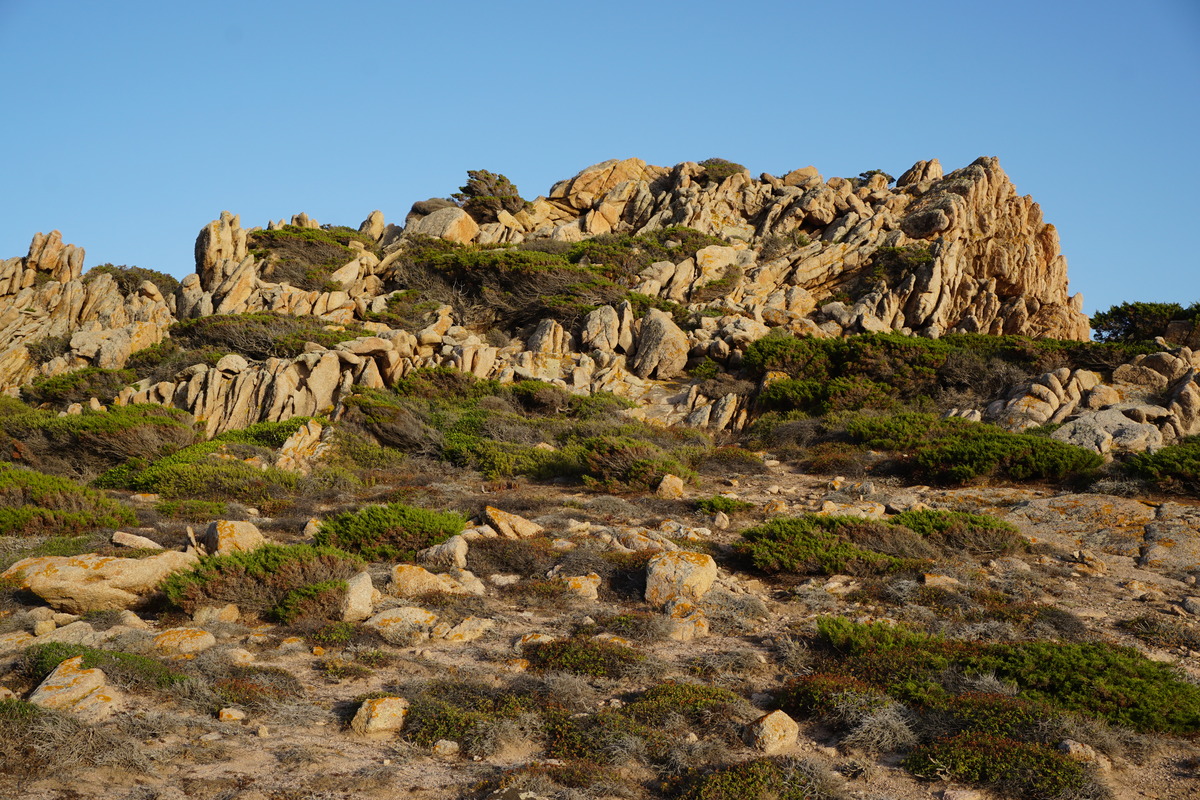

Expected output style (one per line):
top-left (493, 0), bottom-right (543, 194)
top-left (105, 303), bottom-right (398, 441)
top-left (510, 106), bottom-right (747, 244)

top-left (2, 0), bottom-right (1197, 319)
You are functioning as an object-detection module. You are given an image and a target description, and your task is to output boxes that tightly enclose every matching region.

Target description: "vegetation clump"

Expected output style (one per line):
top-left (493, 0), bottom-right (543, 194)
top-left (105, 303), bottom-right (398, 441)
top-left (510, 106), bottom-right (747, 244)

top-left (160, 543), bottom-right (363, 624)
top-left (0, 463), bottom-right (135, 536)
top-left (314, 501), bottom-right (465, 561)
top-left (169, 313), bottom-right (369, 360)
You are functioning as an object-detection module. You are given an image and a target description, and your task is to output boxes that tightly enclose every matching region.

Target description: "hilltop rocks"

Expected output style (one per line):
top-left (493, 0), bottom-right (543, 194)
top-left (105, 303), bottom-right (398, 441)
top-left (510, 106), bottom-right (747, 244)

top-left (2, 550), bottom-right (198, 613)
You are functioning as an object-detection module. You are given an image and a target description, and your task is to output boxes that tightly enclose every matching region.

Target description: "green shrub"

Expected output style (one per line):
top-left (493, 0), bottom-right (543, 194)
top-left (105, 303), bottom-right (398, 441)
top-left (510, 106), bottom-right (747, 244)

top-left (153, 499), bottom-right (229, 521)
top-left (1092, 300), bottom-right (1198, 344)
top-left (20, 368), bottom-right (136, 405)
top-left (314, 502), bottom-right (464, 561)
top-left (248, 224), bottom-right (372, 291)
top-left (888, 509), bottom-right (1024, 556)
top-left (1126, 435), bottom-right (1200, 494)
top-left (0, 404), bottom-right (198, 478)
top-left (169, 313), bottom-right (369, 360)
top-left (24, 334), bottom-right (72, 365)
top-left (94, 417), bottom-right (311, 497)
top-left (696, 158), bottom-right (747, 185)
top-left (402, 679), bottom-right (539, 748)
top-left (524, 637), bottom-right (646, 678)
top-left (452, 169), bottom-right (528, 223)
top-left (677, 757), bottom-right (836, 800)
top-left (814, 618), bottom-right (1200, 735)
top-left (903, 733), bottom-right (1094, 800)
top-left (846, 413), bottom-right (1103, 484)
top-left (83, 263), bottom-right (180, 297)
top-left (566, 226), bottom-right (730, 283)
top-left (579, 435), bottom-right (693, 493)
top-left (736, 516), bottom-right (907, 576)
top-left (695, 495), bottom-right (754, 514)
top-left (125, 340), bottom-right (226, 384)
top-left (0, 463), bottom-right (134, 536)
top-left (160, 544), bottom-right (362, 625)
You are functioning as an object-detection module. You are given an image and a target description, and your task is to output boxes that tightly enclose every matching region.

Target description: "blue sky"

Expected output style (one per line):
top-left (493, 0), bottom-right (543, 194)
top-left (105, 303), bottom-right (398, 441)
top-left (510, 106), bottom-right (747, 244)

top-left (2, 0), bottom-right (1197, 319)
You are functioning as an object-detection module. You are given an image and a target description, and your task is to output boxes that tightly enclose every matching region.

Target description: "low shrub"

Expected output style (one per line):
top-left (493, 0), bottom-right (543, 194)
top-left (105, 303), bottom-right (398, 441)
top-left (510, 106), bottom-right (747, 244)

top-left (903, 733), bottom-right (1095, 800)
top-left (0, 404), bottom-right (198, 479)
top-left (695, 495), bottom-right (754, 515)
top-left (83, 263), bottom-right (180, 297)
top-left (676, 756), bottom-right (844, 800)
top-left (889, 509), bottom-right (1024, 556)
top-left (125, 340), bottom-right (226, 384)
top-left (314, 502), bottom-right (464, 561)
top-left (0, 463), bottom-right (134, 536)
top-left (153, 499), bottom-right (229, 521)
top-left (1118, 613), bottom-right (1200, 650)
top-left (160, 544), bottom-right (363, 624)
top-left (736, 515), bottom-right (911, 576)
top-left (1126, 436), bottom-right (1200, 495)
top-left (696, 158), bottom-right (747, 185)
top-left (846, 413), bottom-right (1103, 484)
top-left (169, 313), bottom-right (369, 360)
top-left (523, 637), bottom-right (646, 678)
top-left (20, 368), bottom-right (136, 405)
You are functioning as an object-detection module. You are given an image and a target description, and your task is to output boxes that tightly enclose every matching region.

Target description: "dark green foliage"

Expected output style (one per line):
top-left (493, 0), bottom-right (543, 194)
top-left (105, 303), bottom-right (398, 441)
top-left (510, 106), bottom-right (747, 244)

top-left (153, 499), bottom-right (228, 520)
top-left (866, 245), bottom-right (932, 287)
top-left (314, 501), bottom-right (464, 561)
top-left (1091, 300), bottom-right (1199, 344)
top-left (736, 515), bottom-right (917, 576)
top-left (903, 733), bottom-right (1095, 799)
top-left (169, 313), bottom-right (369, 360)
top-left (160, 544), bottom-right (362, 624)
top-left (566, 226), bottom-right (730, 284)
top-left (402, 679), bottom-right (539, 747)
top-left (1126, 435), bottom-right (1200, 494)
top-left (0, 404), bottom-right (199, 479)
top-left (845, 412), bottom-right (1103, 483)
top-left (889, 509), bottom-right (1023, 555)
top-left (0, 463), bottom-right (134, 536)
top-left (361, 289), bottom-right (442, 332)
top-left (83, 263), bottom-right (180, 297)
top-left (523, 637), bottom-right (646, 678)
top-left (857, 169), bottom-right (895, 185)
top-left (776, 673), bottom-right (890, 719)
top-left (676, 757), bottom-right (837, 800)
top-left (758, 376), bottom-right (894, 415)
top-left (125, 339), bottom-right (227, 384)
top-left (696, 158), bottom-right (747, 185)
top-left (24, 334), bottom-right (72, 365)
top-left (694, 495), bottom-right (754, 514)
top-left (579, 435), bottom-right (694, 493)
top-left (94, 417), bottom-right (310, 500)
top-left (21, 367), bottom-right (136, 405)
top-left (814, 617), bottom-right (1200, 735)
top-left (452, 169), bottom-right (528, 223)
top-left (248, 224), bottom-right (373, 291)
top-left (22, 642), bottom-right (187, 692)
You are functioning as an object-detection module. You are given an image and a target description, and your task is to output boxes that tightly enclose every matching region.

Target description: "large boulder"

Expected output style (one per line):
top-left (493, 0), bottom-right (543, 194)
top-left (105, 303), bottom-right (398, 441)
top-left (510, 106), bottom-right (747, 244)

top-left (2, 550), bottom-right (198, 613)
top-left (644, 551), bottom-right (717, 607)
top-left (629, 309), bottom-right (688, 379)
top-left (406, 207), bottom-right (479, 244)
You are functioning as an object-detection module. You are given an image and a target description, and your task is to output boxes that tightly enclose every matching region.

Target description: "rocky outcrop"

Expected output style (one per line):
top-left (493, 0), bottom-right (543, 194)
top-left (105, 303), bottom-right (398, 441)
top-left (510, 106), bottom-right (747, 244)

top-left (987, 345), bottom-right (1200, 454)
top-left (0, 231), bottom-right (175, 394)
top-left (2, 550), bottom-right (198, 613)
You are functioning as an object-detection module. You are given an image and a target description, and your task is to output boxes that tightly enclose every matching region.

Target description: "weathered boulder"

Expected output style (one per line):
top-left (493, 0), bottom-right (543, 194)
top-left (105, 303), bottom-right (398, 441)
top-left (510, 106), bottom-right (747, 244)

top-left (202, 520), bottom-right (268, 555)
top-left (629, 309), bottom-right (688, 379)
top-left (28, 655), bottom-right (123, 722)
top-left (351, 696), bottom-right (409, 736)
top-left (645, 551), bottom-right (717, 607)
top-left (747, 710), bottom-right (799, 754)
top-left (2, 550), bottom-right (198, 613)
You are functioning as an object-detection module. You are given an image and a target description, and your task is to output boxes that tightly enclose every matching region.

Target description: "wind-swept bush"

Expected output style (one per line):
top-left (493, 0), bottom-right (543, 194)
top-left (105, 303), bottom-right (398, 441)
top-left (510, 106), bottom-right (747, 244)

top-left (0, 463), bottom-right (134, 536)
top-left (314, 502), bottom-right (465, 561)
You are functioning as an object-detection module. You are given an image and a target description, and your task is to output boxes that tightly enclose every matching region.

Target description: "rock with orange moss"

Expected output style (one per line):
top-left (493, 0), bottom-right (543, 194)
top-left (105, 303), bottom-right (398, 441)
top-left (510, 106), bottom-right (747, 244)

top-left (28, 655), bottom-right (124, 722)
top-left (1, 550), bottom-right (198, 613)
top-left (644, 551), bottom-right (717, 607)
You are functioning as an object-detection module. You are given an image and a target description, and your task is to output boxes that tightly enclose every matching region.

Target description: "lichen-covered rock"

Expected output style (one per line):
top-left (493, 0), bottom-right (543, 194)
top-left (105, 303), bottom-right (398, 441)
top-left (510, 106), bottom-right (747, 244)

top-left (645, 551), bottom-right (717, 607)
top-left (202, 520), bottom-right (268, 555)
top-left (28, 655), bottom-right (123, 722)
top-left (351, 696), bottom-right (409, 736)
top-left (153, 627), bottom-right (217, 656)
top-left (747, 710), bottom-right (799, 754)
top-left (629, 309), bottom-right (688, 379)
top-left (485, 507), bottom-right (543, 539)
top-left (2, 550), bottom-right (198, 613)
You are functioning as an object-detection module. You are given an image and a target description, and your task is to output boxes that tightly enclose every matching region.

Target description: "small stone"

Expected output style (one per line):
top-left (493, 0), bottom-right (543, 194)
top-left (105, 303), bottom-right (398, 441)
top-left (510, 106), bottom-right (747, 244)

top-left (153, 627), bottom-right (217, 656)
top-left (350, 697), bottom-right (409, 737)
top-left (219, 707), bottom-right (246, 721)
top-left (432, 739), bottom-right (460, 757)
top-left (33, 620), bottom-right (56, 636)
top-left (1181, 596), bottom-right (1200, 615)
top-left (655, 474), bottom-right (685, 500)
top-left (484, 507), bottom-right (543, 539)
top-left (748, 710), bottom-right (799, 754)
top-left (202, 520), bottom-right (267, 555)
